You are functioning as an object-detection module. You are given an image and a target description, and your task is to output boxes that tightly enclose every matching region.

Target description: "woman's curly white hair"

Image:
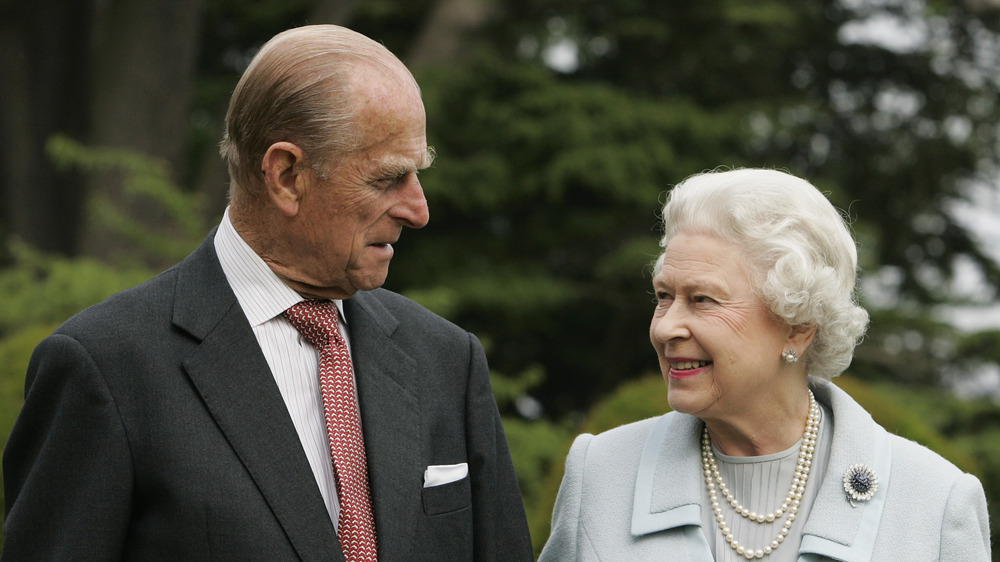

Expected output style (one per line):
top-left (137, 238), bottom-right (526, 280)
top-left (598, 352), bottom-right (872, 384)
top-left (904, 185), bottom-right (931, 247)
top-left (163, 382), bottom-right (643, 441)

top-left (654, 168), bottom-right (869, 380)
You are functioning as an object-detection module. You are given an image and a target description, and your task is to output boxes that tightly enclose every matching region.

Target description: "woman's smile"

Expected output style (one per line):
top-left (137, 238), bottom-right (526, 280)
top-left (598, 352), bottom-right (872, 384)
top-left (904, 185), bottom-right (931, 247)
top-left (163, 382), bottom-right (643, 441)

top-left (667, 358), bottom-right (712, 378)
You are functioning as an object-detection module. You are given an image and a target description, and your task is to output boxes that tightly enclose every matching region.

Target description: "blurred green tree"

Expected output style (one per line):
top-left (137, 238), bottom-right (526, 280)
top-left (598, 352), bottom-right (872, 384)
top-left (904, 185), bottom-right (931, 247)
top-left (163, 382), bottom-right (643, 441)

top-left (413, 0), bottom-right (1000, 406)
top-left (2, 0), bottom-right (1000, 552)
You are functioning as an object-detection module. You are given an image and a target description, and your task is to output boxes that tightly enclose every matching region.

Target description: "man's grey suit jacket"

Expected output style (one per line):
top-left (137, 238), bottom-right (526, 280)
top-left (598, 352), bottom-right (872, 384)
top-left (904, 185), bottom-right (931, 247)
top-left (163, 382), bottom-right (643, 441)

top-left (2, 232), bottom-right (533, 561)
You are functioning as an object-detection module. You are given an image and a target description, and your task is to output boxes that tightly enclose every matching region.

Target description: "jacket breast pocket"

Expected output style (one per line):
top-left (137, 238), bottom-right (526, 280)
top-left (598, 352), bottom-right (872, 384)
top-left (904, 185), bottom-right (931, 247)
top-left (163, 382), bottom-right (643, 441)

top-left (421, 475), bottom-right (471, 515)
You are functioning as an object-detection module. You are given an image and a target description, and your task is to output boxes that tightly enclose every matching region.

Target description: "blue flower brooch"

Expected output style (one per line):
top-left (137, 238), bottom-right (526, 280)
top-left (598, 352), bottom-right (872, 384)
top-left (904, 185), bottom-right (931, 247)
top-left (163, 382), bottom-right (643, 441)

top-left (843, 463), bottom-right (878, 507)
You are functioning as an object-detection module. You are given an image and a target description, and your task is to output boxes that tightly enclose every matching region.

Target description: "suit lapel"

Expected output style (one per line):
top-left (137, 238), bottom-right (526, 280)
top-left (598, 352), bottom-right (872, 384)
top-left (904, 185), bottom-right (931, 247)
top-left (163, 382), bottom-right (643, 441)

top-left (345, 292), bottom-right (421, 561)
top-left (173, 235), bottom-right (342, 562)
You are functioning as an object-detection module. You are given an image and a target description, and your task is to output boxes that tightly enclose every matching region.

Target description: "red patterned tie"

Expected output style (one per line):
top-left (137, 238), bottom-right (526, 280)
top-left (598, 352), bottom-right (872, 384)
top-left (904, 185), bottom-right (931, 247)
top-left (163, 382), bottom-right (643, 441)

top-left (283, 300), bottom-right (378, 562)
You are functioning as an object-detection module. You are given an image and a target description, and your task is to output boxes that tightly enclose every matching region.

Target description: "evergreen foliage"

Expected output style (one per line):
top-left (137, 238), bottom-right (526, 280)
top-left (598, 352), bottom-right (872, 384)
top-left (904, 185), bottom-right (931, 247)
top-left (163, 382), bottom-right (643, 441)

top-left (0, 243), bottom-right (154, 338)
top-left (46, 135), bottom-right (208, 267)
top-left (398, 55), bottom-right (751, 413)
top-left (0, 326), bottom-right (59, 526)
top-left (2, 0), bottom-right (1000, 554)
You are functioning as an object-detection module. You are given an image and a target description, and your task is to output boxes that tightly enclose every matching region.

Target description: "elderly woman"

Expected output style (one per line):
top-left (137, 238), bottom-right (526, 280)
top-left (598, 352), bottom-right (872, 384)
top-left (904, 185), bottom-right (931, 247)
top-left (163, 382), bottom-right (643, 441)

top-left (539, 168), bottom-right (991, 561)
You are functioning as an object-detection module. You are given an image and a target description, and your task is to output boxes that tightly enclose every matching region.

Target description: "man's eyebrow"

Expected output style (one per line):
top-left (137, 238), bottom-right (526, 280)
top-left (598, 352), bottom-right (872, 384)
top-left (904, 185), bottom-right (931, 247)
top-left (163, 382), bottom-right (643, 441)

top-left (377, 146), bottom-right (436, 176)
top-left (419, 146), bottom-right (436, 170)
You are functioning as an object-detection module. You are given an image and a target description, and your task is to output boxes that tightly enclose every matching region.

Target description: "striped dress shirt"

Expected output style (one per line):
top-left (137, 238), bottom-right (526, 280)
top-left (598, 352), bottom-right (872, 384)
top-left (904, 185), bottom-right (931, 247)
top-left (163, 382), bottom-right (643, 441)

top-left (214, 208), bottom-right (351, 528)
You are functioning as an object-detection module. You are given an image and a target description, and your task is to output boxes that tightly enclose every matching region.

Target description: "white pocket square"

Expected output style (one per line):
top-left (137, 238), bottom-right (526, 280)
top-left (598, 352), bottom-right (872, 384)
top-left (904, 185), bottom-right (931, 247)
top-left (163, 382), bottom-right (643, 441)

top-left (423, 462), bottom-right (468, 488)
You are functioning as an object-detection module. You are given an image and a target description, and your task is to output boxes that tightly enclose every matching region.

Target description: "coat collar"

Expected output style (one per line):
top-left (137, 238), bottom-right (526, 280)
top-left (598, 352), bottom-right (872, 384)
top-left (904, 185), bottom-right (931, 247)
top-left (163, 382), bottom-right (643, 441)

top-left (630, 379), bottom-right (892, 562)
top-left (175, 233), bottom-right (431, 560)
top-left (798, 379), bottom-right (891, 561)
top-left (174, 233), bottom-right (343, 562)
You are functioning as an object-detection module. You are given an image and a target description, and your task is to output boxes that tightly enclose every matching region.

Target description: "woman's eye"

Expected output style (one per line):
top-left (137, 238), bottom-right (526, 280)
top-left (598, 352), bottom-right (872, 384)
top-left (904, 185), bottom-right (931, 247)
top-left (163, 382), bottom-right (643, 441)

top-left (693, 295), bottom-right (715, 304)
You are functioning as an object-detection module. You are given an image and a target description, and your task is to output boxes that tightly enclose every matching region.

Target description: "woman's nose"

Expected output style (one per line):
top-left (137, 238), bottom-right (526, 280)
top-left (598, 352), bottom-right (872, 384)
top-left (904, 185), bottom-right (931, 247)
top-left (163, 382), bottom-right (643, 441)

top-left (651, 303), bottom-right (691, 343)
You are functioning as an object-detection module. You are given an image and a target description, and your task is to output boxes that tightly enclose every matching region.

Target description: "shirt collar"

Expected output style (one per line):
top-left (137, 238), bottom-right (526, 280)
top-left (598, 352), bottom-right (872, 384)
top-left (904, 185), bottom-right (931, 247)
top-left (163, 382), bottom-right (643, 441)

top-left (214, 207), bottom-right (346, 326)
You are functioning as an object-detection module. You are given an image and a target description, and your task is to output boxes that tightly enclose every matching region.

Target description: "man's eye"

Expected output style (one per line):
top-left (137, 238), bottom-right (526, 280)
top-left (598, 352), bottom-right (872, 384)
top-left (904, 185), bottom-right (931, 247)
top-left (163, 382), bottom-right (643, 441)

top-left (373, 172), bottom-right (413, 190)
top-left (373, 176), bottom-right (400, 189)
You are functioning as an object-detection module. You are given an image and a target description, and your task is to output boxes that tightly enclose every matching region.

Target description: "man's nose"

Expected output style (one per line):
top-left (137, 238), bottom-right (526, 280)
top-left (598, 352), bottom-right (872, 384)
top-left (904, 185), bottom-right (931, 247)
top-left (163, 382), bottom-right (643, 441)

top-left (393, 175), bottom-right (430, 228)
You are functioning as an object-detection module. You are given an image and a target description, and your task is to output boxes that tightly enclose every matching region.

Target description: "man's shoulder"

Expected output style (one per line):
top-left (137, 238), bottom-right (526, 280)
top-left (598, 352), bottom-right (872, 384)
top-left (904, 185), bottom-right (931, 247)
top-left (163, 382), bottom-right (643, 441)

top-left (47, 272), bottom-right (184, 356)
top-left (56, 236), bottom-right (217, 338)
top-left (352, 288), bottom-right (465, 334)
top-left (357, 287), bottom-right (434, 313)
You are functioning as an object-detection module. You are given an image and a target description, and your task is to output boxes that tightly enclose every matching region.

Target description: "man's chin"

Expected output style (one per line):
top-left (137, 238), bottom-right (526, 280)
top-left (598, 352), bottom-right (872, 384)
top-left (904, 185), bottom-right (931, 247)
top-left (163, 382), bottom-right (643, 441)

top-left (279, 266), bottom-right (390, 299)
top-left (347, 269), bottom-right (390, 294)
top-left (278, 275), bottom-right (357, 301)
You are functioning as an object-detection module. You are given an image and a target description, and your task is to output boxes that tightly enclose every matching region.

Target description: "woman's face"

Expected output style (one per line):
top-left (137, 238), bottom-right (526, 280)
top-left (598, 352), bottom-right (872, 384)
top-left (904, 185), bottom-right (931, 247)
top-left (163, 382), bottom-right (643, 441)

top-left (650, 231), bottom-right (794, 422)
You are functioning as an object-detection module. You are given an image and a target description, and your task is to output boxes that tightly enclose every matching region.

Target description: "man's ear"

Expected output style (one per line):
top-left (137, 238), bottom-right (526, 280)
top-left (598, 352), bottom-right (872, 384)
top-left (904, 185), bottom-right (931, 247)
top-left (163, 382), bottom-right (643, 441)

top-left (261, 142), bottom-right (309, 217)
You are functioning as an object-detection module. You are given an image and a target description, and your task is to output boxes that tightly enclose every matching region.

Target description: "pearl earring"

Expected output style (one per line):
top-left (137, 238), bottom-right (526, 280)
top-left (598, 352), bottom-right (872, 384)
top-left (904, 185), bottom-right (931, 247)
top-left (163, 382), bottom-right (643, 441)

top-left (781, 349), bottom-right (799, 363)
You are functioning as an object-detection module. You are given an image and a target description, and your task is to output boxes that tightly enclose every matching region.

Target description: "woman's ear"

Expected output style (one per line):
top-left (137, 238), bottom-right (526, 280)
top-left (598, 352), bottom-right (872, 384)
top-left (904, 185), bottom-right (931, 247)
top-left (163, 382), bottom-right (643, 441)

top-left (787, 322), bottom-right (818, 352)
top-left (261, 142), bottom-right (309, 217)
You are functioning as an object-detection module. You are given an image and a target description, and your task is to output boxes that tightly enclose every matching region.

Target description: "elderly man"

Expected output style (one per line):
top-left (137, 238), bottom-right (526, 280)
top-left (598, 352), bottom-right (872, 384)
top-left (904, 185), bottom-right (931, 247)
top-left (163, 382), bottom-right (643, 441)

top-left (2, 25), bottom-right (532, 561)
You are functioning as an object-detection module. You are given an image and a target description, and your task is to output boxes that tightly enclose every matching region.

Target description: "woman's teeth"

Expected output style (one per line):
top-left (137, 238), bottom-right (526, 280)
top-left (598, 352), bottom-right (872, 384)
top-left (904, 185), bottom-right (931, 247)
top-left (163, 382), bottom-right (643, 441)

top-left (673, 360), bottom-right (709, 370)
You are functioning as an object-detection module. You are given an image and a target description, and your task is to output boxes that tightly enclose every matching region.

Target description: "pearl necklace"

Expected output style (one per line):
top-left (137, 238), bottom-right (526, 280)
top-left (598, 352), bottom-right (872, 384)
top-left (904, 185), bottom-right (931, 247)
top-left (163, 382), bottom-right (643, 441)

top-left (701, 391), bottom-right (820, 560)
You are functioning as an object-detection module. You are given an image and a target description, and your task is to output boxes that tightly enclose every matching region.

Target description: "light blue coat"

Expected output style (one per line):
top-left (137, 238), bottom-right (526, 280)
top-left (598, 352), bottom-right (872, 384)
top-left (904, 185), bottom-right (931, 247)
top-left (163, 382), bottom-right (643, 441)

top-left (540, 379), bottom-right (991, 561)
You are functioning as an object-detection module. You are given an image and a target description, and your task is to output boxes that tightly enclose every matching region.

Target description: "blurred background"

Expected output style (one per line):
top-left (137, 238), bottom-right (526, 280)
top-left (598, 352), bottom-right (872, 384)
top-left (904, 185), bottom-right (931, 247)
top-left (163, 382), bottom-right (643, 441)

top-left (2, 0), bottom-right (1000, 556)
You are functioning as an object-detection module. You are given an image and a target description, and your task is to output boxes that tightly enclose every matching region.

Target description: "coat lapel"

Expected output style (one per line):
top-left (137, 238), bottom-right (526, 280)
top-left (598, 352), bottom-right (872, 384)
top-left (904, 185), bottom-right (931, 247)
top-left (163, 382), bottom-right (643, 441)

top-left (173, 235), bottom-right (341, 562)
top-left (344, 291), bottom-right (421, 562)
top-left (629, 383), bottom-right (893, 562)
top-left (631, 413), bottom-right (715, 561)
top-left (798, 380), bottom-right (891, 562)
top-left (631, 413), bottom-right (704, 534)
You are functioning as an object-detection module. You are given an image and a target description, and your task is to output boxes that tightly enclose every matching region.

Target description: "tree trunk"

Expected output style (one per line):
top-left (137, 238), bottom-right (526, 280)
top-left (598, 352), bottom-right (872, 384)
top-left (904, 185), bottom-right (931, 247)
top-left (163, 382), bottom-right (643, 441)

top-left (308, 0), bottom-right (361, 25)
top-left (405, 0), bottom-right (496, 68)
top-left (0, 0), bottom-right (94, 257)
top-left (80, 0), bottom-right (205, 264)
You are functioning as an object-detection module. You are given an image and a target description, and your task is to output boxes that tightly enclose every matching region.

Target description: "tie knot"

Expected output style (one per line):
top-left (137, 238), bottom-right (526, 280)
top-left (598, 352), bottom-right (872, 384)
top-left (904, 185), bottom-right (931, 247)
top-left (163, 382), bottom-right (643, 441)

top-left (283, 300), bottom-right (341, 350)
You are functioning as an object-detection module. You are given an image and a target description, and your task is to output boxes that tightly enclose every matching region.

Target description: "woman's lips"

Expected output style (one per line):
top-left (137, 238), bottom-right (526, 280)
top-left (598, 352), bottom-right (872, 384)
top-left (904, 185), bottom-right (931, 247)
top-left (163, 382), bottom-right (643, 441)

top-left (667, 359), bottom-right (711, 379)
